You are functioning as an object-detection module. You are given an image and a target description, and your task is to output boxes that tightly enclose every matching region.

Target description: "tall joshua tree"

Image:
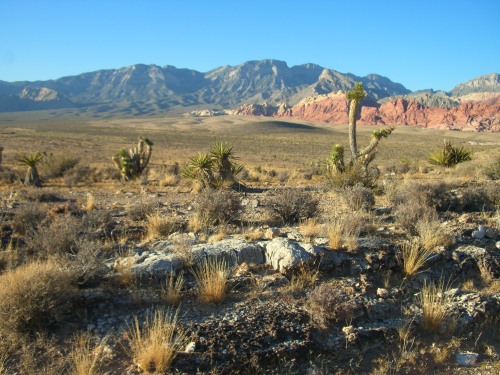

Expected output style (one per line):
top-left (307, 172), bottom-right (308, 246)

top-left (112, 137), bottom-right (153, 181)
top-left (18, 152), bottom-right (44, 187)
top-left (329, 83), bottom-right (393, 171)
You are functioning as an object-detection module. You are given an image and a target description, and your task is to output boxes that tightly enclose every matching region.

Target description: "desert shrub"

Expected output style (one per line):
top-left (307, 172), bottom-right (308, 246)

top-left (12, 205), bottom-right (46, 235)
top-left (299, 218), bottom-right (322, 239)
top-left (415, 219), bottom-right (452, 250)
top-left (63, 165), bottom-right (96, 187)
top-left (62, 239), bottom-right (108, 287)
top-left (458, 186), bottom-right (494, 212)
top-left (325, 161), bottom-right (378, 188)
top-left (308, 281), bottom-right (360, 328)
top-left (0, 167), bottom-right (18, 185)
top-left (41, 152), bottom-right (80, 179)
top-left (389, 180), bottom-right (452, 212)
top-left (0, 260), bottom-right (77, 339)
top-left (429, 140), bottom-right (472, 167)
top-left (17, 189), bottom-right (63, 203)
top-left (483, 155), bottom-right (500, 180)
top-left (340, 184), bottom-right (375, 211)
top-left (25, 214), bottom-right (82, 257)
top-left (393, 199), bottom-right (437, 233)
top-left (82, 210), bottom-right (113, 231)
top-left (191, 188), bottom-right (241, 229)
top-left (269, 188), bottom-right (319, 225)
top-left (163, 273), bottom-right (184, 306)
top-left (94, 166), bottom-right (121, 181)
top-left (127, 308), bottom-right (187, 373)
top-left (126, 201), bottom-right (157, 221)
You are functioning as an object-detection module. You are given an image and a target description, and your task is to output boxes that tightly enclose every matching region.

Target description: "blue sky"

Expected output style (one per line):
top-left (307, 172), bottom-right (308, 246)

top-left (0, 0), bottom-right (499, 91)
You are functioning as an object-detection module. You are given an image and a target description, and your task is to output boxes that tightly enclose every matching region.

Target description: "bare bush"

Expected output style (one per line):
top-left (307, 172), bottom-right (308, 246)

top-left (12, 205), bottom-right (46, 235)
top-left (126, 201), bottom-right (157, 221)
top-left (308, 281), bottom-right (360, 328)
top-left (269, 188), bottom-right (319, 225)
top-left (340, 184), bottom-right (375, 211)
top-left (191, 189), bottom-right (241, 230)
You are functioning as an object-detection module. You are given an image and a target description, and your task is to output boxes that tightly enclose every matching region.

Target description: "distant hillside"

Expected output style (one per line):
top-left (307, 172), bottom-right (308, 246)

top-left (450, 73), bottom-right (500, 96)
top-left (0, 60), bottom-right (410, 114)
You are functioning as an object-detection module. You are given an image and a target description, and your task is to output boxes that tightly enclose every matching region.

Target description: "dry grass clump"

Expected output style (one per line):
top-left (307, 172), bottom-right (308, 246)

top-left (415, 219), bottom-right (452, 250)
top-left (12, 204), bottom-right (46, 235)
top-left (145, 211), bottom-right (177, 240)
top-left (126, 201), bottom-right (157, 221)
top-left (40, 152), bottom-right (80, 179)
top-left (84, 193), bottom-right (96, 212)
top-left (190, 189), bottom-right (241, 231)
top-left (127, 308), bottom-right (187, 374)
top-left (287, 264), bottom-right (319, 292)
top-left (243, 227), bottom-right (265, 242)
top-left (326, 213), bottom-right (363, 251)
top-left (307, 281), bottom-right (360, 328)
top-left (399, 240), bottom-right (434, 277)
top-left (419, 279), bottom-right (453, 332)
top-left (69, 332), bottom-right (108, 375)
top-left (393, 199), bottom-right (437, 233)
top-left (0, 260), bottom-right (77, 340)
top-left (0, 352), bottom-right (9, 375)
top-left (159, 173), bottom-right (179, 187)
top-left (163, 273), bottom-right (184, 306)
top-left (388, 180), bottom-right (451, 212)
top-left (192, 257), bottom-right (231, 303)
top-left (299, 218), bottom-right (322, 240)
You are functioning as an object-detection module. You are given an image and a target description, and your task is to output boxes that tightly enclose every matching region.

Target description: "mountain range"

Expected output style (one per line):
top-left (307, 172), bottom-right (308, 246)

top-left (0, 60), bottom-right (499, 131)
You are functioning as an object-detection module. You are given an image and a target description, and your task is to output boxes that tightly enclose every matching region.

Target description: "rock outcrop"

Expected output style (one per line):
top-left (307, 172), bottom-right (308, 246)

top-left (272, 93), bottom-right (500, 132)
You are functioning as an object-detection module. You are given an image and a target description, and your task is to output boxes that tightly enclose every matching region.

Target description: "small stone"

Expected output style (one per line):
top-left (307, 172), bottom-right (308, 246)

top-left (496, 241), bottom-right (500, 250)
top-left (265, 228), bottom-right (280, 239)
top-left (472, 227), bottom-right (486, 239)
top-left (485, 227), bottom-right (499, 240)
top-left (376, 288), bottom-right (389, 298)
top-left (184, 341), bottom-right (196, 353)
top-left (455, 352), bottom-right (479, 366)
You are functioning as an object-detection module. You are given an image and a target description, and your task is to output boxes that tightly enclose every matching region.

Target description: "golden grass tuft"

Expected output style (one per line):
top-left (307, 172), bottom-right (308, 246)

top-left (159, 173), bottom-right (179, 187)
top-left (69, 332), bottom-right (108, 375)
top-left (163, 273), bottom-right (184, 306)
top-left (146, 211), bottom-right (176, 240)
top-left (299, 218), bottom-right (322, 240)
top-left (286, 264), bottom-right (319, 292)
top-left (0, 260), bottom-right (77, 341)
top-left (0, 352), bottom-right (8, 375)
top-left (415, 219), bottom-right (452, 250)
top-left (192, 257), bottom-right (231, 303)
top-left (84, 193), bottom-right (96, 212)
top-left (400, 240), bottom-right (434, 277)
top-left (326, 214), bottom-right (362, 251)
top-left (243, 227), bottom-right (265, 242)
top-left (127, 308), bottom-right (187, 374)
top-left (419, 279), bottom-right (453, 332)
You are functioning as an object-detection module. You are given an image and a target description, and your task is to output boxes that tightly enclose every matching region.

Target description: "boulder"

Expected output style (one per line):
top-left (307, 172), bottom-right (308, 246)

top-left (190, 239), bottom-right (265, 266)
top-left (264, 238), bottom-right (316, 273)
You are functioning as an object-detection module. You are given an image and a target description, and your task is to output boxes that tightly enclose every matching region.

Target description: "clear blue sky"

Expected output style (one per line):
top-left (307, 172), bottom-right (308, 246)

top-left (1, 0), bottom-right (499, 92)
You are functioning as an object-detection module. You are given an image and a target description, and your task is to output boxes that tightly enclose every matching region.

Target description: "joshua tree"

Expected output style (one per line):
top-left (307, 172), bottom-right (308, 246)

top-left (18, 151), bottom-right (44, 187)
top-left (112, 137), bottom-right (153, 181)
top-left (330, 83), bottom-right (393, 169)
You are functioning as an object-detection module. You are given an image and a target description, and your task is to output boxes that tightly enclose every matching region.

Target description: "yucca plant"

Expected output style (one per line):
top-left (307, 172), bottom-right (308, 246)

top-left (182, 142), bottom-right (243, 189)
top-left (18, 151), bottom-right (44, 187)
top-left (429, 140), bottom-right (472, 167)
top-left (181, 153), bottom-right (214, 188)
top-left (112, 136), bottom-right (153, 180)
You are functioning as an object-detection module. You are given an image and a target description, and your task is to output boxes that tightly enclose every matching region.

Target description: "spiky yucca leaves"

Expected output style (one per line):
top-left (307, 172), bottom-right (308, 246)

top-left (327, 144), bottom-right (345, 173)
top-left (182, 142), bottom-right (243, 189)
top-left (18, 151), bottom-right (44, 187)
top-left (112, 136), bottom-right (153, 181)
top-left (429, 140), bottom-right (472, 167)
top-left (181, 153), bottom-right (214, 188)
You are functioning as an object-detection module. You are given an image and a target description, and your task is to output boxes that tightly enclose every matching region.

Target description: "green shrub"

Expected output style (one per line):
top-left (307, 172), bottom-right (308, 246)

top-left (483, 156), bottom-right (500, 180)
top-left (429, 141), bottom-right (472, 167)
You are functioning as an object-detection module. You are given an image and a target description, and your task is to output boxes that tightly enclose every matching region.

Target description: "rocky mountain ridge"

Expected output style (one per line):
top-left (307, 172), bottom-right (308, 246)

top-left (0, 59), bottom-right (411, 113)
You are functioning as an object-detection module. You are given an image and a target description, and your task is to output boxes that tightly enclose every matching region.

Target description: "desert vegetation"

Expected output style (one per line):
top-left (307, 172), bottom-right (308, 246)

top-left (0, 110), bottom-right (498, 374)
